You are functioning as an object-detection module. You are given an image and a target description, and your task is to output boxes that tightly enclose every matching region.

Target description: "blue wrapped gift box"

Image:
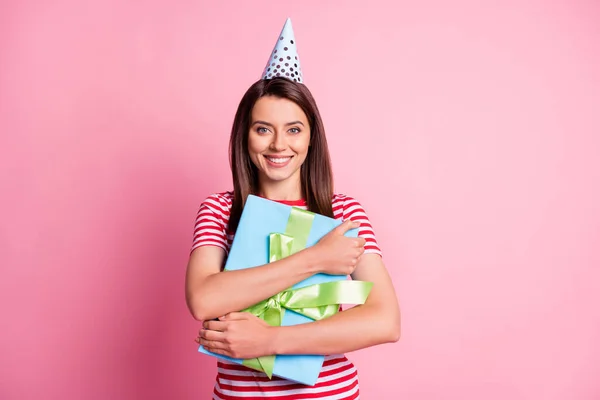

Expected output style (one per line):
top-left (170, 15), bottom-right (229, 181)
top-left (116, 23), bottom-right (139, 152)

top-left (198, 194), bottom-right (359, 386)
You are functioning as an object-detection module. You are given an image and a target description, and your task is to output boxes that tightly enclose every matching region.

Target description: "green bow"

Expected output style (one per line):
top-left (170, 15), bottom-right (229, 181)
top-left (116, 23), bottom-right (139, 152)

top-left (240, 208), bottom-right (373, 378)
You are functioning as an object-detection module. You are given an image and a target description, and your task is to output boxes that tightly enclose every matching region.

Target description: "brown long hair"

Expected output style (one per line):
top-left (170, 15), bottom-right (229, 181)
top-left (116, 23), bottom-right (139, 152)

top-left (228, 77), bottom-right (334, 232)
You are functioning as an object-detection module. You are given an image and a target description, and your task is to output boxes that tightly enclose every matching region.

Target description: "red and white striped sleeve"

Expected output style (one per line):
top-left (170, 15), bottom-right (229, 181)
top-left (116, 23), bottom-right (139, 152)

top-left (190, 193), bottom-right (231, 254)
top-left (342, 196), bottom-right (382, 257)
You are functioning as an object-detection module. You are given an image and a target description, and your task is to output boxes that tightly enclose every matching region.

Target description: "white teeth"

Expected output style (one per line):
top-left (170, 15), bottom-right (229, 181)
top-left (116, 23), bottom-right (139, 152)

top-left (266, 156), bottom-right (291, 164)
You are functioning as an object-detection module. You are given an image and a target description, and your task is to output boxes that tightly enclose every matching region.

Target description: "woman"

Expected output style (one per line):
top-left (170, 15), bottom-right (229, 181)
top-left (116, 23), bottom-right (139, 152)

top-left (186, 19), bottom-right (400, 400)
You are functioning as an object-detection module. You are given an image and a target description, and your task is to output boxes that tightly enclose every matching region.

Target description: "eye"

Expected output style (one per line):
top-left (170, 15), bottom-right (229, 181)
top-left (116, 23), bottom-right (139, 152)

top-left (288, 127), bottom-right (301, 134)
top-left (256, 127), bottom-right (270, 134)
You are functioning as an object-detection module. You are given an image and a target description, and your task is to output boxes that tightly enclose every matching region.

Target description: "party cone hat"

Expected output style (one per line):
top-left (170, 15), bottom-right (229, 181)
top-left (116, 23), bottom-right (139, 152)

top-left (261, 18), bottom-right (304, 83)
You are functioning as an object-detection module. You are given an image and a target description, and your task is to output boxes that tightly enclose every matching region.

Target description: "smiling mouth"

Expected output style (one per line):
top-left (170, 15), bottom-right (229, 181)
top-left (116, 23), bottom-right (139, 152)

top-left (264, 155), bottom-right (293, 166)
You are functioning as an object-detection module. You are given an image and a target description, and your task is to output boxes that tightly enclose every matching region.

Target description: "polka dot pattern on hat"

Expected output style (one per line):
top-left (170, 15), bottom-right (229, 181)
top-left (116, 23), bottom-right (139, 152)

top-left (261, 18), bottom-right (304, 83)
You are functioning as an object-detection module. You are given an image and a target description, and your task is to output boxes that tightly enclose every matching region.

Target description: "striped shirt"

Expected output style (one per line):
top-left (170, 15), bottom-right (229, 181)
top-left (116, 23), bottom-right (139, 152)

top-left (191, 191), bottom-right (381, 399)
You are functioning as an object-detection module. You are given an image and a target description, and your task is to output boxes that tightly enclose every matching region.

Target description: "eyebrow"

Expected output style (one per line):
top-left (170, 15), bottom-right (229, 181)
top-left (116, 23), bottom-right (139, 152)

top-left (251, 120), bottom-right (305, 127)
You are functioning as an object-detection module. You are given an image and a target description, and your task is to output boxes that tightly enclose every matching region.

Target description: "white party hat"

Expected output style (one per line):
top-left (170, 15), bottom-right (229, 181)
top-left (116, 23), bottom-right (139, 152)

top-left (261, 18), bottom-right (304, 83)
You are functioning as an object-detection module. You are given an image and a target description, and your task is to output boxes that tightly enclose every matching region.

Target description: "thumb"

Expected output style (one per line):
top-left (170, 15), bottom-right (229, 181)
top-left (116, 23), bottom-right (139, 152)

top-left (334, 219), bottom-right (360, 235)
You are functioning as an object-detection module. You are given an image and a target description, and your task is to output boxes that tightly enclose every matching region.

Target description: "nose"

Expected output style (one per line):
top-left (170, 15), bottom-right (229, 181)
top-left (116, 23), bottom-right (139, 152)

top-left (269, 131), bottom-right (287, 152)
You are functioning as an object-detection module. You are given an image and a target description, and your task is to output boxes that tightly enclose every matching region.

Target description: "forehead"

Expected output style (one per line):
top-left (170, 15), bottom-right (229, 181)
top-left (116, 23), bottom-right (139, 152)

top-left (251, 96), bottom-right (308, 124)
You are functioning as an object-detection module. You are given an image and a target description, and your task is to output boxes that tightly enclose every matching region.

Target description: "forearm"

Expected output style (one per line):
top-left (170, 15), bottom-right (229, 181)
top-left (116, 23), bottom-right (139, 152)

top-left (190, 248), bottom-right (319, 321)
top-left (271, 303), bottom-right (400, 355)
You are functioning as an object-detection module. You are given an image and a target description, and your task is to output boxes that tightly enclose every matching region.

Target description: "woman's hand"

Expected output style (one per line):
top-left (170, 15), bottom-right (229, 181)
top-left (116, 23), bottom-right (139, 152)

top-left (197, 312), bottom-right (276, 359)
top-left (309, 219), bottom-right (366, 276)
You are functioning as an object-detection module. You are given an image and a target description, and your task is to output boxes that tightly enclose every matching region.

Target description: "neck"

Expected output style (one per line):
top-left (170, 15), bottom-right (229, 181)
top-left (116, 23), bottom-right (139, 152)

top-left (258, 175), bottom-right (303, 201)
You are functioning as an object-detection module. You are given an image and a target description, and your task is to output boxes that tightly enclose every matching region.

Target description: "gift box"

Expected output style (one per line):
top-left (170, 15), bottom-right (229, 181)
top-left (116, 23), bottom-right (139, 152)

top-left (198, 194), bottom-right (372, 386)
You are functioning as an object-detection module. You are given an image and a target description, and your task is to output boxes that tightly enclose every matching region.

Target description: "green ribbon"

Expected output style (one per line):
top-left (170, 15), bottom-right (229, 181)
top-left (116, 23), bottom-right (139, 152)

top-left (240, 208), bottom-right (373, 378)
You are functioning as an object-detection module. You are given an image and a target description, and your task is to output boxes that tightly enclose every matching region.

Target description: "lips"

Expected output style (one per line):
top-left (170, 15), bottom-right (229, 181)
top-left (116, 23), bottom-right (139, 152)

top-left (264, 155), bottom-right (293, 168)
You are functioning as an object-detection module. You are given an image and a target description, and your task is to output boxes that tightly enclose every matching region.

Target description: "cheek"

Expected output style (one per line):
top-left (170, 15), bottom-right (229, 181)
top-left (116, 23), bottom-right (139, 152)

top-left (289, 133), bottom-right (310, 152)
top-left (247, 135), bottom-right (263, 156)
top-left (296, 137), bottom-right (311, 155)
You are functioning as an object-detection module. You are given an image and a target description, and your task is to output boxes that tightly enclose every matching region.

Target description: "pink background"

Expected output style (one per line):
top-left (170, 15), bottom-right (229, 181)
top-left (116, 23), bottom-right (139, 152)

top-left (1, 1), bottom-right (599, 399)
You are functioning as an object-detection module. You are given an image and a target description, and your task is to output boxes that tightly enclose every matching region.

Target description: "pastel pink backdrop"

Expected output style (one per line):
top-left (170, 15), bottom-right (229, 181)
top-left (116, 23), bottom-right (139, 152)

top-left (1, 1), bottom-right (599, 399)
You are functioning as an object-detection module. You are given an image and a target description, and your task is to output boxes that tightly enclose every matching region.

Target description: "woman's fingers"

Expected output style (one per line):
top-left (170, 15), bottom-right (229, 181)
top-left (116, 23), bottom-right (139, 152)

top-left (200, 328), bottom-right (227, 342)
top-left (199, 338), bottom-right (229, 351)
top-left (203, 320), bottom-right (227, 331)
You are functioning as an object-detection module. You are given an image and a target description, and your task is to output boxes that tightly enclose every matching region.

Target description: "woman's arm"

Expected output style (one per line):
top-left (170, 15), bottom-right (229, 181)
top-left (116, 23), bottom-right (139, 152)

top-left (186, 219), bottom-right (363, 321)
top-left (185, 245), bottom-right (320, 321)
top-left (197, 197), bottom-right (400, 358)
top-left (270, 253), bottom-right (400, 354)
top-left (198, 253), bottom-right (400, 358)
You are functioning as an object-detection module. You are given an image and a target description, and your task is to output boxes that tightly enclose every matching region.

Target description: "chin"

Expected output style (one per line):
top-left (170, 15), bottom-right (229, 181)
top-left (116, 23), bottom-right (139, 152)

top-left (260, 165), bottom-right (300, 182)
top-left (264, 172), bottom-right (295, 182)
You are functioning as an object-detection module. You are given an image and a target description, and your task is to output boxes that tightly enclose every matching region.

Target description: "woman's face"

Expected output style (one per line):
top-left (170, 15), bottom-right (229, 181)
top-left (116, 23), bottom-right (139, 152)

top-left (248, 95), bottom-right (311, 187)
